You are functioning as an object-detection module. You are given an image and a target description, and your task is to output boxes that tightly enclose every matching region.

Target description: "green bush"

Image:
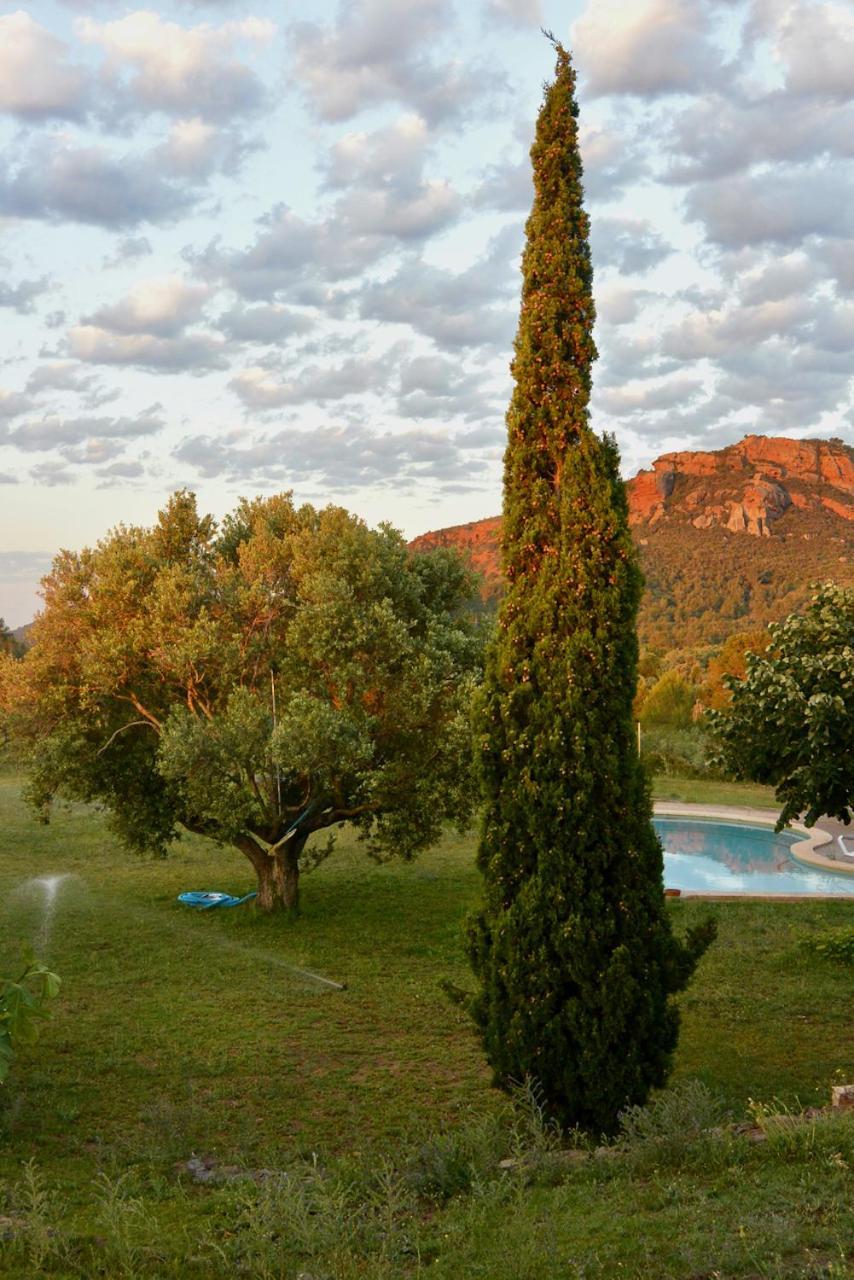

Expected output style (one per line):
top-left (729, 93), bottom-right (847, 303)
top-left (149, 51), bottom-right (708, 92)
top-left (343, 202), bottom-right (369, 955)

top-left (640, 726), bottom-right (720, 779)
top-left (638, 670), bottom-right (698, 729)
top-left (804, 930), bottom-right (854, 964)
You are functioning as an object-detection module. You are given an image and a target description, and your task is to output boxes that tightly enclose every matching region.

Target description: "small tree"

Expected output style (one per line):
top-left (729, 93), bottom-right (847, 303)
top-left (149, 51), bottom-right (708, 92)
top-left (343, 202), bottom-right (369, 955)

top-left (2, 493), bottom-right (481, 913)
top-left (0, 953), bottom-right (60, 1084)
top-left (709, 582), bottom-right (853, 828)
top-left (701, 630), bottom-right (770, 711)
top-left (467, 41), bottom-right (713, 1135)
top-left (638, 670), bottom-right (698, 729)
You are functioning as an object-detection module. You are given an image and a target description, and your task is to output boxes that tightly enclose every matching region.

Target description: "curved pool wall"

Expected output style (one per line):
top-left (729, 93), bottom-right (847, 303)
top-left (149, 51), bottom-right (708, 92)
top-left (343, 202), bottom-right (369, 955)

top-left (652, 807), bottom-right (854, 897)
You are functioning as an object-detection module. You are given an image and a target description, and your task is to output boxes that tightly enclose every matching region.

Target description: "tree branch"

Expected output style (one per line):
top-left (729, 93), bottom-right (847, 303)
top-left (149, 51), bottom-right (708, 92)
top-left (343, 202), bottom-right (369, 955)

top-left (123, 693), bottom-right (162, 732)
top-left (96, 720), bottom-right (156, 755)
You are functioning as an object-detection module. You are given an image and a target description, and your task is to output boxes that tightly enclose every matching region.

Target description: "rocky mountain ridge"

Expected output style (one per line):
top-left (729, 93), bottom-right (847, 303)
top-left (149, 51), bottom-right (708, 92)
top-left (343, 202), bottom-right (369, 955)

top-left (411, 435), bottom-right (853, 651)
top-left (629, 435), bottom-right (852, 537)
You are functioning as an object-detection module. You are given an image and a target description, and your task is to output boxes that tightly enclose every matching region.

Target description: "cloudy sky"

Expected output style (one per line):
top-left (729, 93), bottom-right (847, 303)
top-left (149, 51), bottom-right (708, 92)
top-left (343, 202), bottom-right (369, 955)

top-left (1, 0), bottom-right (853, 624)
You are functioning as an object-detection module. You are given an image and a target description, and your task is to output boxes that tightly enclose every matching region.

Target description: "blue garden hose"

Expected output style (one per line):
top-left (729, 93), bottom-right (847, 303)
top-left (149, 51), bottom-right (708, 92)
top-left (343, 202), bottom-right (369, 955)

top-left (177, 890), bottom-right (257, 910)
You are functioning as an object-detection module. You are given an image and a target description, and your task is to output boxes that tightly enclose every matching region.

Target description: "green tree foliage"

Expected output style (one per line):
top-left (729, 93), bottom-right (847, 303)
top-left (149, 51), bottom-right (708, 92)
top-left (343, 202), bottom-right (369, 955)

top-left (466, 41), bottom-right (714, 1136)
top-left (3, 493), bottom-right (481, 912)
top-left (0, 953), bottom-right (60, 1084)
top-left (709, 582), bottom-right (853, 828)
top-left (638, 670), bottom-right (698, 729)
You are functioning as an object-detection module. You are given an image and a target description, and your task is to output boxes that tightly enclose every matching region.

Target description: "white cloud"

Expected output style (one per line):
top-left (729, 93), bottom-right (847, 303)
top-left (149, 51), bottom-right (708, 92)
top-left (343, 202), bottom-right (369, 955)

top-left (473, 157), bottom-right (532, 212)
top-left (579, 121), bottom-right (650, 200)
top-left (26, 362), bottom-right (96, 394)
top-left (188, 203), bottom-right (388, 300)
top-left (686, 166), bottom-right (853, 248)
top-left (323, 115), bottom-right (461, 239)
top-left (397, 354), bottom-right (500, 422)
top-left (596, 284), bottom-right (651, 326)
top-left (229, 354), bottom-right (391, 409)
top-left (776, 1), bottom-right (854, 99)
top-left (102, 236), bottom-right (153, 268)
top-left (573, 0), bottom-right (724, 98)
top-left (77, 10), bottom-right (275, 120)
top-left (737, 256), bottom-right (816, 306)
top-left (188, 160), bottom-right (460, 302)
top-left (818, 239), bottom-right (854, 297)
top-left (28, 460), bottom-right (75, 487)
top-left (356, 224), bottom-right (520, 351)
top-left (156, 117), bottom-right (259, 180)
top-left (0, 389), bottom-right (33, 420)
top-left (591, 216), bottom-right (673, 274)
top-left (83, 275), bottom-right (211, 337)
top-left (662, 91), bottom-right (854, 183)
top-left (714, 340), bottom-right (853, 432)
top-left (324, 114), bottom-right (429, 189)
top-left (0, 136), bottom-right (193, 228)
top-left (661, 297), bottom-right (814, 361)
top-left (8, 408), bottom-right (164, 452)
top-left (0, 12), bottom-right (88, 120)
top-left (595, 375), bottom-right (705, 416)
top-left (0, 276), bottom-right (52, 314)
top-left (483, 0), bottom-right (543, 27)
top-left (175, 420), bottom-right (477, 489)
top-left (217, 303), bottom-right (314, 344)
top-left (68, 325), bottom-right (228, 372)
top-left (290, 0), bottom-right (502, 123)
top-left (0, 551), bottom-right (54, 583)
top-left (336, 178), bottom-right (459, 239)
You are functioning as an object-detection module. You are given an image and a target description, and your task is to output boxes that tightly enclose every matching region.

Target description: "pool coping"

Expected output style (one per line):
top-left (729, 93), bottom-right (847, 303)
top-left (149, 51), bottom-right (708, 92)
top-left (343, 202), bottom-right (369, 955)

top-left (653, 802), bottom-right (854, 897)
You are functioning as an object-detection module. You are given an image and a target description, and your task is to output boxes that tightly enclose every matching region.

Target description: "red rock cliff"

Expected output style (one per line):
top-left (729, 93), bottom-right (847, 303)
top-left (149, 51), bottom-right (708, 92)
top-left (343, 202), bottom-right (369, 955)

top-left (627, 435), bottom-right (853, 536)
top-left (409, 435), bottom-right (853, 600)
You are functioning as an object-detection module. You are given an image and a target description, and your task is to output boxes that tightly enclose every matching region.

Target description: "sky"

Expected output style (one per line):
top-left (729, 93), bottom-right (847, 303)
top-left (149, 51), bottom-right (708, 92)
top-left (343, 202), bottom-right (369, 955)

top-left (1, 0), bottom-right (853, 626)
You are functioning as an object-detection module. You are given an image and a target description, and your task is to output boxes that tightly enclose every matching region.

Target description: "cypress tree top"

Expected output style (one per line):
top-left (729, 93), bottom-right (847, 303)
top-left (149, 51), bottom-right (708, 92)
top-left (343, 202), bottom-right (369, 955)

top-left (503, 38), bottom-right (597, 586)
top-left (468, 41), bottom-right (714, 1135)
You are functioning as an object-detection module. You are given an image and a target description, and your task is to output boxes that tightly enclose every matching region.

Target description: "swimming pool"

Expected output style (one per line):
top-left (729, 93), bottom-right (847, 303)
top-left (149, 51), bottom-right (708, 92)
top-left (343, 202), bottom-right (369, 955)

top-left (653, 818), bottom-right (854, 896)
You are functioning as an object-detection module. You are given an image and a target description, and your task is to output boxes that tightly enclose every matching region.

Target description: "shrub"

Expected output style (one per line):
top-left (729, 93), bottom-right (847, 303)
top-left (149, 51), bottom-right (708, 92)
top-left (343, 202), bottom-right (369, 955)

top-left (640, 726), bottom-right (720, 779)
top-left (803, 930), bottom-right (854, 964)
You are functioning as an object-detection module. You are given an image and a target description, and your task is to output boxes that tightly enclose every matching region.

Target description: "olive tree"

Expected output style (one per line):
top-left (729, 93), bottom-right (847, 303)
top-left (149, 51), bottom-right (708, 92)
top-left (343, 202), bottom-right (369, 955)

top-left (2, 492), bottom-right (481, 912)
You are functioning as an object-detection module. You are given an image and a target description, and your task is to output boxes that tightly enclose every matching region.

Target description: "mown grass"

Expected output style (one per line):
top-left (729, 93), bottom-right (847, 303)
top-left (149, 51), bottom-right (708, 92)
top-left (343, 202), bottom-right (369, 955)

top-left (652, 775), bottom-right (779, 809)
top-left (1, 772), bottom-right (852, 1278)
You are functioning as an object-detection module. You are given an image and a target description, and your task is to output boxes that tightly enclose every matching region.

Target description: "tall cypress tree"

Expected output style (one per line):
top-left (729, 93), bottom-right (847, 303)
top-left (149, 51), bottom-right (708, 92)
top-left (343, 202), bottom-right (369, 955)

top-left (468, 40), bottom-right (714, 1135)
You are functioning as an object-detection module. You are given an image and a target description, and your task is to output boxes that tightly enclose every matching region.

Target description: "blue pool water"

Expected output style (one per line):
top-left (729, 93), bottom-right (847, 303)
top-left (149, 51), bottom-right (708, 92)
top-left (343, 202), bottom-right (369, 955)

top-left (653, 818), bottom-right (854, 896)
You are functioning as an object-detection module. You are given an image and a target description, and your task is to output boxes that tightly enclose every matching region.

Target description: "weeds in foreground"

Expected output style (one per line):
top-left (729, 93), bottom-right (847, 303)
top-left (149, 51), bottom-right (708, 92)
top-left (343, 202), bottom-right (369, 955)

top-left (2, 1161), bottom-right (65, 1275)
top-left (0, 1081), bottom-right (850, 1279)
top-left (617, 1077), bottom-right (733, 1174)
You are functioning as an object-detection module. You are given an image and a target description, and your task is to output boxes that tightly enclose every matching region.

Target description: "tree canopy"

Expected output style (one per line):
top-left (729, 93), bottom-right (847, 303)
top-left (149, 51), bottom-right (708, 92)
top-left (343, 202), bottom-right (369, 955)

top-left (1, 492), bottom-right (482, 912)
top-left (638, 669), bottom-right (698, 729)
top-left (466, 41), bottom-right (713, 1136)
top-left (701, 629), bottom-right (770, 711)
top-left (709, 582), bottom-right (853, 828)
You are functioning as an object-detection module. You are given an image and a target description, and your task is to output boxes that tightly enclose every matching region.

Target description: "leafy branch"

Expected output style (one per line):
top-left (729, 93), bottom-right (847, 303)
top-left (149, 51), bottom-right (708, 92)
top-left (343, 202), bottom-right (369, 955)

top-left (0, 951), bottom-right (61, 1084)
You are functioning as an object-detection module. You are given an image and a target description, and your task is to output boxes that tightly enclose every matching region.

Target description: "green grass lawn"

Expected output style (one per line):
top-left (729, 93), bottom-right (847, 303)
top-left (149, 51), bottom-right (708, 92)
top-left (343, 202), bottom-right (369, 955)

top-left (652, 775), bottom-right (780, 809)
top-left (1, 772), bottom-right (852, 1278)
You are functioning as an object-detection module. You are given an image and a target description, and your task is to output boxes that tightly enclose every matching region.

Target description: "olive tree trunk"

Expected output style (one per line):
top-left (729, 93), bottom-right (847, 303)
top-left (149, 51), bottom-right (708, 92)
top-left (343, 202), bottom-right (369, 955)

top-left (236, 833), bottom-right (307, 914)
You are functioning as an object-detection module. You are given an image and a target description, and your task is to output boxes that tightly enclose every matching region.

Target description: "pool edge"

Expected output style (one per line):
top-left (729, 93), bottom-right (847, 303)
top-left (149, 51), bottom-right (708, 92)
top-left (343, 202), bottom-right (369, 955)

top-left (653, 802), bottom-right (854, 886)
